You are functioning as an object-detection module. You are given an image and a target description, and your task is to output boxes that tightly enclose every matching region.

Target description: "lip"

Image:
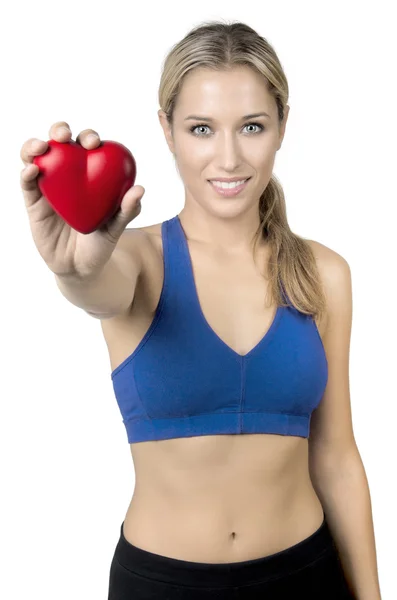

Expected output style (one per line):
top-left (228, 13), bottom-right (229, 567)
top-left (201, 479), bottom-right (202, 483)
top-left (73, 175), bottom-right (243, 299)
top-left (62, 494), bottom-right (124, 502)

top-left (208, 176), bottom-right (250, 182)
top-left (208, 177), bottom-right (251, 197)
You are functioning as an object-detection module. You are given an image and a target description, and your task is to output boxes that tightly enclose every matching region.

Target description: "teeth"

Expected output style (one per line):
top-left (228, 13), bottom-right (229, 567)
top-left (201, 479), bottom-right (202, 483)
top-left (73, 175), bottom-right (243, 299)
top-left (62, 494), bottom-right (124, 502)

top-left (211, 179), bottom-right (247, 189)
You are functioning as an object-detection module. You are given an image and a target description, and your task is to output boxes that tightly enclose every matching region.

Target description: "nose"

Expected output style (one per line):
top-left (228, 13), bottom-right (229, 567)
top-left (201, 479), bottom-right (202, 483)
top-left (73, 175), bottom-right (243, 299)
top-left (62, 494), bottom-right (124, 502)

top-left (214, 131), bottom-right (243, 171)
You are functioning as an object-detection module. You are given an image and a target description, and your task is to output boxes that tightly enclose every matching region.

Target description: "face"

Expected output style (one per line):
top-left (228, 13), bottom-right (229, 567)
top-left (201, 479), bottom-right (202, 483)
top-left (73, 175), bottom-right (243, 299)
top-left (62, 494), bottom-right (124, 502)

top-left (158, 67), bottom-right (289, 216)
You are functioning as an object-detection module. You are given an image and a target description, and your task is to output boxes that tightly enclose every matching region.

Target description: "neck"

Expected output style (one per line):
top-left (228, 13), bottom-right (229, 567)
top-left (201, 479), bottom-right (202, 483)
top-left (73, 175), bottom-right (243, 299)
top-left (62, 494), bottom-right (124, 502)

top-left (177, 208), bottom-right (265, 254)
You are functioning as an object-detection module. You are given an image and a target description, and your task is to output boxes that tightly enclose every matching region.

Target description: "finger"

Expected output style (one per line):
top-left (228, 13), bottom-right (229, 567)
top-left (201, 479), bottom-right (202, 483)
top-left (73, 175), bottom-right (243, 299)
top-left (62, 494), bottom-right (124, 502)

top-left (20, 163), bottom-right (42, 207)
top-left (75, 129), bottom-right (101, 149)
top-left (49, 121), bottom-right (72, 142)
top-left (20, 137), bottom-right (48, 166)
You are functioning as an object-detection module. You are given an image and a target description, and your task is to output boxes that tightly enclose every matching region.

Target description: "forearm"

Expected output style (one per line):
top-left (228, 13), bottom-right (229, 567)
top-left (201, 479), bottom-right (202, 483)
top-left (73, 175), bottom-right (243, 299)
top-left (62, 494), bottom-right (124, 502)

top-left (310, 448), bottom-right (382, 600)
top-left (54, 249), bottom-right (137, 316)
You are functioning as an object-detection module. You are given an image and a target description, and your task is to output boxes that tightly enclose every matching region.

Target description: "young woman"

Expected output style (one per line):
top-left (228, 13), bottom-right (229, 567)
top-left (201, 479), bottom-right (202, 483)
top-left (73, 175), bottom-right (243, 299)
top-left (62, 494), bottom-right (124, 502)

top-left (21, 20), bottom-right (380, 600)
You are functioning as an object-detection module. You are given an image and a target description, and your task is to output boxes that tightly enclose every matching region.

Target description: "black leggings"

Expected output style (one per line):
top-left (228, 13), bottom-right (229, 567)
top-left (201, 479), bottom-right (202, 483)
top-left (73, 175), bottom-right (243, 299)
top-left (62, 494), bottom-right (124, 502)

top-left (108, 512), bottom-right (354, 599)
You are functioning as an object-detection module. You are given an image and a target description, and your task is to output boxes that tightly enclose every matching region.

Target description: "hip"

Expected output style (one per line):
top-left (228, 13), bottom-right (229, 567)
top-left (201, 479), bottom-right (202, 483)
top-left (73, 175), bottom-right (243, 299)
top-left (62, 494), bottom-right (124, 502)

top-left (108, 510), bottom-right (353, 599)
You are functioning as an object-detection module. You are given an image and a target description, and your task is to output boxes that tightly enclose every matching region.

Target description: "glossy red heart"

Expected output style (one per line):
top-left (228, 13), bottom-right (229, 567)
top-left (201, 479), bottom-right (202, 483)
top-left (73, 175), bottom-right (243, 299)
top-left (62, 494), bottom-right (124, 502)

top-left (33, 139), bottom-right (136, 234)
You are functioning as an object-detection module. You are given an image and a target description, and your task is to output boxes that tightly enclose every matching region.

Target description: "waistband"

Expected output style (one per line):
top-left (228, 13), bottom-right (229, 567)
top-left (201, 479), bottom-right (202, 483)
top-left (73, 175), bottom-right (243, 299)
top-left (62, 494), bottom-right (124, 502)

top-left (114, 511), bottom-right (336, 588)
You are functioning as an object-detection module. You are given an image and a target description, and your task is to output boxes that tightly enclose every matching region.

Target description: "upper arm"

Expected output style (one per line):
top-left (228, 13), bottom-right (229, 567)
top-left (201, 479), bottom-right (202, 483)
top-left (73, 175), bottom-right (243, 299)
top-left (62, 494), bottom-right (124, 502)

top-left (85, 227), bottom-right (146, 319)
top-left (307, 241), bottom-right (357, 468)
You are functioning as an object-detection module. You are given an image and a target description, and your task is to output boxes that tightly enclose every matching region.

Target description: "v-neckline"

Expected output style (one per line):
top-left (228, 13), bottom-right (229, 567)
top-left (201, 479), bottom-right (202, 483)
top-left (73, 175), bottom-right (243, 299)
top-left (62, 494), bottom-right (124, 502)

top-left (174, 215), bottom-right (283, 360)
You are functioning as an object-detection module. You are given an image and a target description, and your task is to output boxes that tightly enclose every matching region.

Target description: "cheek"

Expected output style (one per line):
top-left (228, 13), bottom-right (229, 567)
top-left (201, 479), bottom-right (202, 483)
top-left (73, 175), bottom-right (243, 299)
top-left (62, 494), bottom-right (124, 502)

top-left (248, 143), bottom-right (277, 168)
top-left (187, 142), bottom-right (212, 161)
top-left (179, 146), bottom-right (210, 172)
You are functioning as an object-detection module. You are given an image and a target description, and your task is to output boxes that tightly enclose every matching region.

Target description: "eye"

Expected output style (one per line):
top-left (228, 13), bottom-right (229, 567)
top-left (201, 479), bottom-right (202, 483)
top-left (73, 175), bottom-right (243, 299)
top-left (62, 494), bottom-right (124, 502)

top-left (189, 122), bottom-right (265, 137)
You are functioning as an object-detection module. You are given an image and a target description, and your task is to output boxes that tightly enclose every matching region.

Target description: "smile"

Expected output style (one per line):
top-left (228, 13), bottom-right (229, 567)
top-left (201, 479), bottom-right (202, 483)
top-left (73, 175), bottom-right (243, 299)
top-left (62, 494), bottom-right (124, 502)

top-left (208, 178), bottom-right (251, 197)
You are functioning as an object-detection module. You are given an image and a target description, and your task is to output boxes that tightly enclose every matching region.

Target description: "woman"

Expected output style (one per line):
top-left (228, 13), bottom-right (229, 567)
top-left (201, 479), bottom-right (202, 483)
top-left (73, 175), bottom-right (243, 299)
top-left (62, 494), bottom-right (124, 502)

top-left (20, 20), bottom-right (380, 600)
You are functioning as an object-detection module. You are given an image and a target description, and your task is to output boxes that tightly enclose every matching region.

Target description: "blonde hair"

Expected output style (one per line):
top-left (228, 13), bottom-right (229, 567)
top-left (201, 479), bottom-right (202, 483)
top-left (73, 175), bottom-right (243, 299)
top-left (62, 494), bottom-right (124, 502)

top-left (158, 19), bottom-right (326, 321)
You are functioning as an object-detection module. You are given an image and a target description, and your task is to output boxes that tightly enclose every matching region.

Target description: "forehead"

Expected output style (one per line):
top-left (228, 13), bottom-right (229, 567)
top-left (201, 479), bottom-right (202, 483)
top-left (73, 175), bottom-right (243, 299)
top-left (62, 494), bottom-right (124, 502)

top-left (175, 67), bottom-right (274, 116)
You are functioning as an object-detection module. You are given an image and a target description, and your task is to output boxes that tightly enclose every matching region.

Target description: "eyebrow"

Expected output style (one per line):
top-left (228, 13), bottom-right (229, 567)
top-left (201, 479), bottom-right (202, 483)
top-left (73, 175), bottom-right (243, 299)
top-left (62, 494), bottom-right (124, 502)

top-left (184, 112), bottom-right (271, 122)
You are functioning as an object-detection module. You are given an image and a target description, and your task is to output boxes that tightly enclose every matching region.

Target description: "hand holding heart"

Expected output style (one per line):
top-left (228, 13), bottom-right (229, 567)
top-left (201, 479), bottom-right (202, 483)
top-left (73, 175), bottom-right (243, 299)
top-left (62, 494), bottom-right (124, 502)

top-left (20, 122), bottom-right (145, 280)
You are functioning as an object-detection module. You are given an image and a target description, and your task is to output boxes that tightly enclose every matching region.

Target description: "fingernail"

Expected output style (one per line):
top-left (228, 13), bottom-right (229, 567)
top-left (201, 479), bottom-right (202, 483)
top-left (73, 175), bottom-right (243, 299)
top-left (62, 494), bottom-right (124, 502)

top-left (87, 134), bottom-right (98, 143)
top-left (59, 127), bottom-right (71, 135)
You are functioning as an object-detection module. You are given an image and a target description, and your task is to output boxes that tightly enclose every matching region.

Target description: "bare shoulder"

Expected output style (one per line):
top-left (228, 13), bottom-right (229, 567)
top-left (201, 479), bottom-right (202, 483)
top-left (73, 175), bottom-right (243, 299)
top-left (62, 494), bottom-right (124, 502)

top-left (119, 222), bottom-right (158, 245)
top-left (306, 238), bottom-right (351, 281)
top-left (128, 221), bottom-right (162, 245)
top-left (305, 239), bottom-right (351, 335)
top-left (119, 221), bottom-right (163, 258)
top-left (136, 222), bottom-right (163, 237)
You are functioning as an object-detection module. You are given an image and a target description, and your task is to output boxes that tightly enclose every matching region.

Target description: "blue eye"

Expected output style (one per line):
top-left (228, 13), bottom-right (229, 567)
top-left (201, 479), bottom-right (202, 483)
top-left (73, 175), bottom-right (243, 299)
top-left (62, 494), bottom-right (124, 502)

top-left (190, 122), bottom-right (265, 137)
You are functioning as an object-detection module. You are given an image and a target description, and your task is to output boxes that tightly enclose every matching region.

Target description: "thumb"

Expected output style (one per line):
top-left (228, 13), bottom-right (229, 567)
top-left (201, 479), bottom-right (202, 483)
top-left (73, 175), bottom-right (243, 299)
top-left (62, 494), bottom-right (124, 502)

top-left (105, 185), bottom-right (145, 239)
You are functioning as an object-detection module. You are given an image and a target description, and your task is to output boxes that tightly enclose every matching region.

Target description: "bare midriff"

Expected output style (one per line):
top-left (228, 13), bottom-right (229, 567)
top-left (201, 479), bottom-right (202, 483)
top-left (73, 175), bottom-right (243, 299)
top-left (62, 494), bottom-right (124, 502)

top-left (101, 222), bottom-right (326, 564)
top-left (122, 433), bottom-right (324, 563)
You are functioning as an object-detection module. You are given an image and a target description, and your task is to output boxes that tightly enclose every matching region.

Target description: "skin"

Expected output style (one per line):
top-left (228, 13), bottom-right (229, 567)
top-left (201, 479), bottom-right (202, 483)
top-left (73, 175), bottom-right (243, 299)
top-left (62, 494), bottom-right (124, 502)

top-left (20, 123), bottom-right (102, 184)
top-left (114, 67), bottom-right (325, 563)
top-left (22, 79), bottom-right (324, 565)
top-left (158, 66), bottom-right (289, 253)
top-left (20, 122), bottom-right (143, 281)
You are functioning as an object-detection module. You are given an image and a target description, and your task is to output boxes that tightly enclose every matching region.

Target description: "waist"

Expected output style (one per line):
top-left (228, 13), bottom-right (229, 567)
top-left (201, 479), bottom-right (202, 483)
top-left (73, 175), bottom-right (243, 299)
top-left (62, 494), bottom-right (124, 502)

top-left (123, 481), bottom-right (324, 563)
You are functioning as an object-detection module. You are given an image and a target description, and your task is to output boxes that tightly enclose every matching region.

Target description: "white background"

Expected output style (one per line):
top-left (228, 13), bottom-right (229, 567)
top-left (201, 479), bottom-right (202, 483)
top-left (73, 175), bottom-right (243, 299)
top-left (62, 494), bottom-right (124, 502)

top-left (1, 0), bottom-right (395, 598)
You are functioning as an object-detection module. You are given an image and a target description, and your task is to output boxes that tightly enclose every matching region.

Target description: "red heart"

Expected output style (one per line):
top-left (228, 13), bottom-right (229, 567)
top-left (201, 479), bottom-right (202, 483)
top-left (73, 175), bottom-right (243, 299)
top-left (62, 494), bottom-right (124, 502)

top-left (33, 139), bottom-right (136, 234)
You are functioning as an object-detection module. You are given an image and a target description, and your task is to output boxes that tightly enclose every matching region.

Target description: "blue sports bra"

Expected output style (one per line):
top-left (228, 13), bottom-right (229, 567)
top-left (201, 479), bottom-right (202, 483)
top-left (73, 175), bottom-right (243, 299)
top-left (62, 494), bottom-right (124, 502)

top-left (111, 215), bottom-right (328, 443)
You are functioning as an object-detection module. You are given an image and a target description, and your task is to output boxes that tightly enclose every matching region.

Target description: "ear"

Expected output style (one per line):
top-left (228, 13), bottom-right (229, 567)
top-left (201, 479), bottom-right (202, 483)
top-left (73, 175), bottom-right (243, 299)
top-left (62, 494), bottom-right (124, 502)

top-left (158, 109), bottom-right (175, 155)
top-left (277, 104), bottom-right (290, 151)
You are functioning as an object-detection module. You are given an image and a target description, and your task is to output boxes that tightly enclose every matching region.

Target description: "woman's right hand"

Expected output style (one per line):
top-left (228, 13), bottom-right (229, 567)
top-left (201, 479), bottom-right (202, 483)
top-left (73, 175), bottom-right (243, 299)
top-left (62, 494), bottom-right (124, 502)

top-left (20, 121), bottom-right (145, 280)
